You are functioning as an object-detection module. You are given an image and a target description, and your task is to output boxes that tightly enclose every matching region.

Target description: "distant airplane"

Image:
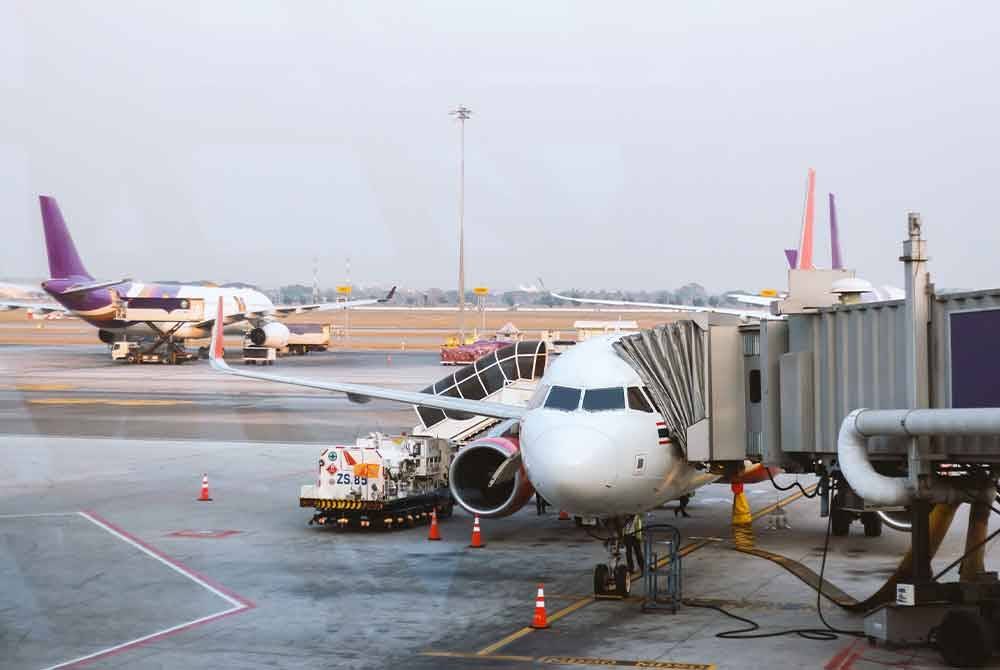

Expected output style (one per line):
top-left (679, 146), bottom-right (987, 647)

top-left (206, 297), bottom-right (739, 596)
top-left (0, 196), bottom-right (394, 355)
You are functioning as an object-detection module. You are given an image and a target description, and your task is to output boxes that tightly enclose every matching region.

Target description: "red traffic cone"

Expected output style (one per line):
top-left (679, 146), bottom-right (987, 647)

top-left (531, 583), bottom-right (550, 629)
top-left (428, 508), bottom-right (442, 541)
top-left (558, 510), bottom-right (570, 521)
top-left (468, 514), bottom-right (485, 548)
top-left (197, 474), bottom-right (212, 502)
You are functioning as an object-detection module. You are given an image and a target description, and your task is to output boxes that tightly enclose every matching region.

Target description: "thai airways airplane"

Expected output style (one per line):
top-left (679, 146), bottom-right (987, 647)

top-left (205, 298), bottom-right (765, 596)
top-left (0, 196), bottom-right (393, 354)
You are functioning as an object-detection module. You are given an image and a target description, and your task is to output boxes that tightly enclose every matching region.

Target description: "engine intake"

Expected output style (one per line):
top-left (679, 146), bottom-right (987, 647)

top-left (248, 322), bottom-right (290, 348)
top-left (449, 437), bottom-right (534, 518)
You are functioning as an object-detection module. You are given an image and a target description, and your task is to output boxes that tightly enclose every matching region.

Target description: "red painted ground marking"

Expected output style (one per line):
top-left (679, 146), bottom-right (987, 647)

top-left (48, 511), bottom-right (255, 669)
top-left (167, 529), bottom-right (242, 539)
top-left (825, 640), bottom-right (858, 670)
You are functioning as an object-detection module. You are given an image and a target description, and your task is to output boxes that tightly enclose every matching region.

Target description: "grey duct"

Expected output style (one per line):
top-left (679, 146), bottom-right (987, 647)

top-left (838, 408), bottom-right (1000, 506)
top-left (613, 321), bottom-right (706, 453)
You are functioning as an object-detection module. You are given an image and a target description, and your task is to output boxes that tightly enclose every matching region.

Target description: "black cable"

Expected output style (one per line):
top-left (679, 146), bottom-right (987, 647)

top-left (814, 495), bottom-right (865, 638)
top-left (766, 467), bottom-right (820, 498)
top-left (686, 491), bottom-right (863, 641)
top-left (682, 598), bottom-right (837, 640)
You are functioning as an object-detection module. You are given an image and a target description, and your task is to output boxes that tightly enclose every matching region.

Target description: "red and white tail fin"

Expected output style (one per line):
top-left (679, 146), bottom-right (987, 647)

top-left (796, 168), bottom-right (816, 269)
top-left (208, 298), bottom-right (229, 369)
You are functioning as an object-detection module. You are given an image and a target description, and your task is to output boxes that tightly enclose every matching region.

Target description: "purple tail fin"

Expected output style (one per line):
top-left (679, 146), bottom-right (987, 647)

top-left (784, 249), bottom-right (798, 269)
top-left (829, 193), bottom-right (843, 269)
top-left (39, 196), bottom-right (91, 280)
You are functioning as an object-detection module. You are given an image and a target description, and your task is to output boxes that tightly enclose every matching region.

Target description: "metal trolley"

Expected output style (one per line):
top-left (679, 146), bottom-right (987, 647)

top-left (641, 521), bottom-right (682, 613)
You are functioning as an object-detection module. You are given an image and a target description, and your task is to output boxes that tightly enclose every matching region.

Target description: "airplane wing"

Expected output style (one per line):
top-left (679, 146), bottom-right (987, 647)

top-left (0, 300), bottom-right (68, 314)
top-left (550, 292), bottom-right (776, 320)
top-left (206, 298), bottom-right (523, 420)
top-left (271, 286), bottom-right (396, 315)
top-left (726, 292), bottom-right (783, 307)
top-left (192, 287), bottom-right (398, 329)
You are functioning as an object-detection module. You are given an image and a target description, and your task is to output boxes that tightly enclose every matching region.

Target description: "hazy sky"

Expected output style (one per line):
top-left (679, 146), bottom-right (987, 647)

top-left (1, 2), bottom-right (998, 293)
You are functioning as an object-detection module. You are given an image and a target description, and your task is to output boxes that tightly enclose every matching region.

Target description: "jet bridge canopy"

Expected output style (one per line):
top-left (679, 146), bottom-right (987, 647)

top-left (415, 340), bottom-right (547, 430)
top-left (613, 322), bottom-right (707, 453)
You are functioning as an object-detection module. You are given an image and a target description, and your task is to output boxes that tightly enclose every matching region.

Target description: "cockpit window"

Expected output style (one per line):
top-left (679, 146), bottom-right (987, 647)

top-left (627, 387), bottom-right (654, 413)
top-left (528, 384), bottom-right (550, 409)
top-left (582, 387), bottom-right (626, 412)
top-left (544, 385), bottom-right (581, 411)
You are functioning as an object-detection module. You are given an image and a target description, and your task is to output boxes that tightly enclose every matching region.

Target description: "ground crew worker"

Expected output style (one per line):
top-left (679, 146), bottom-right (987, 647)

top-left (674, 493), bottom-right (691, 518)
top-left (535, 493), bottom-right (548, 515)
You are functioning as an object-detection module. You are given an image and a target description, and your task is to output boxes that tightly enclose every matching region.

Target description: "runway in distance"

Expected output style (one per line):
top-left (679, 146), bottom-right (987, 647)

top-left (1, 196), bottom-right (394, 350)
top-left (207, 297), bottom-right (739, 595)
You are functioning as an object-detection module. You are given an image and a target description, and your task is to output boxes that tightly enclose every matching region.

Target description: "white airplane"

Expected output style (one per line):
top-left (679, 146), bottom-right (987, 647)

top-left (0, 196), bottom-right (394, 355)
top-left (207, 298), bottom-right (732, 596)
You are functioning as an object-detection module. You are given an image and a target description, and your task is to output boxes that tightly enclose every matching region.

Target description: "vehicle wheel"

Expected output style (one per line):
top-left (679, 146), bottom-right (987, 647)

top-left (937, 610), bottom-right (993, 667)
top-left (574, 516), bottom-right (583, 527)
top-left (614, 564), bottom-right (631, 596)
top-left (593, 564), bottom-right (610, 596)
top-left (198, 346), bottom-right (208, 359)
top-left (861, 512), bottom-right (883, 537)
top-left (832, 509), bottom-right (852, 536)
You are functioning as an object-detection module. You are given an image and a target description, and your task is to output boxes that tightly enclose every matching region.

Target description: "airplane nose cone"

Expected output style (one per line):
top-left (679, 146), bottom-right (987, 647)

top-left (523, 425), bottom-right (617, 514)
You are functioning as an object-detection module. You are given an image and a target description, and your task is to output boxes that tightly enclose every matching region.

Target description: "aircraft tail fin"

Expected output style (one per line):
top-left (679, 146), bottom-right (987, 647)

top-left (829, 193), bottom-right (844, 269)
top-left (784, 249), bottom-right (798, 269)
top-left (39, 196), bottom-right (92, 280)
top-left (796, 168), bottom-right (816, 269)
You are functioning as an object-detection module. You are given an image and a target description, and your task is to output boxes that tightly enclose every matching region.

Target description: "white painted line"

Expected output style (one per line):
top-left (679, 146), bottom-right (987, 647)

top-left (77, 511), bottom-right (246, 609)
top-left (32, 511), bottom-right (253, 670)
top-left (0, 512), bottom-right (78, 519)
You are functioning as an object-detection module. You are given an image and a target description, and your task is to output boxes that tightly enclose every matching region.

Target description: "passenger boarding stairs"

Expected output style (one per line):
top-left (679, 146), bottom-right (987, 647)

top-left (410, 341), bottom-right (548, 443)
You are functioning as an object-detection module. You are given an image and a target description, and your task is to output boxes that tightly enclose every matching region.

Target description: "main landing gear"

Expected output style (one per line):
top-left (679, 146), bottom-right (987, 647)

top-left (593, 518), bottom-right (632, 597)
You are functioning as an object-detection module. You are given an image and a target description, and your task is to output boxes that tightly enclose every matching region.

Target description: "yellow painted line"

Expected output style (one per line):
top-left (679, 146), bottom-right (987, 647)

top-left (750, 483), bottom-right (818, 522)
top-left (421, 651), bottom-right (536, 661)
top-left (15, 383), bottom-right (75, 391)
top-left (473, 485), bottom-right (818, 658)
top-left (28, 398), bottom-right (192, 407)
top-left (421, 651), bottom-right (714, 668)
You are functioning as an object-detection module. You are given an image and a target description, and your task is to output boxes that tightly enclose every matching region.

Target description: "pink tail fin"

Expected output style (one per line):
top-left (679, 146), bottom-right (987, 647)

top-left (797, 168), bottom-right (816, 269)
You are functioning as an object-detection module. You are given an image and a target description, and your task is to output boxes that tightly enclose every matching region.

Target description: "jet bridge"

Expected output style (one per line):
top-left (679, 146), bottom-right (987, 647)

top-left (412, 340), bottom-right (548, 442)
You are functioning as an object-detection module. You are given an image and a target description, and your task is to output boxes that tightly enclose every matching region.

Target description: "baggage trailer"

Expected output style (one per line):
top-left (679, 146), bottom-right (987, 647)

top-left (300, 432), bottom-right (455, 529)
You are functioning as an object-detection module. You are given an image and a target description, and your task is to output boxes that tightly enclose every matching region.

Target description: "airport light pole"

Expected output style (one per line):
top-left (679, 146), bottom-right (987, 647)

top-left (450, 105), bottom-right (472, 342)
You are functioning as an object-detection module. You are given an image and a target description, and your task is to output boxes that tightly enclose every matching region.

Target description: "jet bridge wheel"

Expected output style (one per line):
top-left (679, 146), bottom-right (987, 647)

top-left (936, 609), bottom-right (994, 668)
top-left (861, 512), bottom-right (883, 537)
top-left (593, 564), bottom-right (610, 595)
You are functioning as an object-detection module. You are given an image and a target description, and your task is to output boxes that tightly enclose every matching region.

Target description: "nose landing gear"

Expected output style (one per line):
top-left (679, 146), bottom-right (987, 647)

top-left (593, 522), bottom-right (633, 597)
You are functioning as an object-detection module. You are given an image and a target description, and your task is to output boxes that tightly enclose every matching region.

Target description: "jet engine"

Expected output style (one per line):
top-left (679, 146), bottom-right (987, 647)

top-left (248, 322), bottom-right (290, 348)
top-left (449, 437), bottom-right (534, 518)
top-left (98, 329), bottom-right (116, 344)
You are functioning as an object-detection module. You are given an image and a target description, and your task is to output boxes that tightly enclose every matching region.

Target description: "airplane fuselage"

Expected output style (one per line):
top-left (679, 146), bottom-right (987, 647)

top-left (42, 277), bottom-right (273, 337)
top-left (514, 335), bottom-right (716, 517)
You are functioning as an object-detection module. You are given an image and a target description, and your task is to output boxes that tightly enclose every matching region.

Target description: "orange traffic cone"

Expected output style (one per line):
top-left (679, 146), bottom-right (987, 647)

top-left (468, 514), bottom-right (485, 548)
top-left (428, 508), bottom-right (442, 541)
top-left (558, 510), bottom-right (570, 521)
top-left (531, 583), bottom-right (550, 629)
top-left (198, 474), bottom-right (212, 502)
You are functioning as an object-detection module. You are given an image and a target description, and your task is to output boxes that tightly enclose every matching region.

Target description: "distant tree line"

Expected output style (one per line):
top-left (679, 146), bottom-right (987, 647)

top-left (271, 282), bottom-right (749, 308)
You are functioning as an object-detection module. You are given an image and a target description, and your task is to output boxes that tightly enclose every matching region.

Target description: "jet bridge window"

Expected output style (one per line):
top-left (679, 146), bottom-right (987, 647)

top-left (582, 387), bottom-right (626, 412)
top-left (544, 385), bottom-right (581, 411)
top-left (627, 387), bottom-right (654, 413)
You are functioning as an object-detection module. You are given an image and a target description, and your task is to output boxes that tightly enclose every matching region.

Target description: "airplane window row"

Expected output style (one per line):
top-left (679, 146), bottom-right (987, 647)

top-left (542, 385), bottom-right (657, 414)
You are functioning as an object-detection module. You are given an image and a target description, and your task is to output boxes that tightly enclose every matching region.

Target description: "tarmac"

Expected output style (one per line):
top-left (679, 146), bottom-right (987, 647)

top-left (2, 344), bottom-right (999, 669)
